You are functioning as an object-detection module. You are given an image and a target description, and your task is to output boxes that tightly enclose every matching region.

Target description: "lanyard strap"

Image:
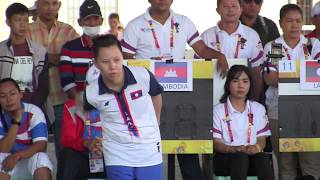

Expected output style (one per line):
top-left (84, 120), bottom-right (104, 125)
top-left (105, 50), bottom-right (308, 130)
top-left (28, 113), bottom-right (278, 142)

top-left (283, 46), bottom-right (291, 60)
top-left (284, 45), bottom-right (309, 61)
top-left (224, 103), bottom-right (234, 143)
top-left (215, 33), bottom-right (241, 59)
top-left (148, 17), bottom-right (174, 50)
top-left (247, 105), bottom-right (253, 144)
top-left (86, 113), bottom-right (91, 139)
top-left (224, 102), bottom-right (253, 144)
top-left (302, 44), bottom-right (310, 60)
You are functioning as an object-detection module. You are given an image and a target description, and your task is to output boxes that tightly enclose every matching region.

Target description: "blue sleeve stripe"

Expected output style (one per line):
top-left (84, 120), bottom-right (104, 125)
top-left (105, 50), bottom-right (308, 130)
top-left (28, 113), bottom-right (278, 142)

top-left (82, 126), bottom-right (89, 140)
top-left (31, 123), bottom-right (48, 139)
top-left (0, 127), bottom-right (5, 136)
top-left (147, 70), bottom-right (163, 96)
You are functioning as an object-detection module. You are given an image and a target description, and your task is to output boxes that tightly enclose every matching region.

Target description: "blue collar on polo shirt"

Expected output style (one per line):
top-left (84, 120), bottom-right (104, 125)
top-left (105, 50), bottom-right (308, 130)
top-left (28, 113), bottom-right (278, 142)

top-left (98, 66), bottom-right (137, 95)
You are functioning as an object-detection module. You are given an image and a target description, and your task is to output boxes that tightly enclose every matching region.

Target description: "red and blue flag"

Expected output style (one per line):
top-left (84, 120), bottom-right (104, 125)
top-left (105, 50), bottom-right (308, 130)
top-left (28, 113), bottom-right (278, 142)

top-left (154, 62), bottom-right (188, 83)
top-left (306, 61), bottom-right (320, 82)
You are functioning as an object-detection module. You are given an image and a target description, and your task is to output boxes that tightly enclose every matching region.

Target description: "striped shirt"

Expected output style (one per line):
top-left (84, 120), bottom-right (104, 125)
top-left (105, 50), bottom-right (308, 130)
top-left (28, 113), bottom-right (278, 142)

top-left (60, 35), bottom-right (94, 93)
top-left (28, 19), bottom-right (79, 105)
top-left (0, 103), bottom-right (48, 153)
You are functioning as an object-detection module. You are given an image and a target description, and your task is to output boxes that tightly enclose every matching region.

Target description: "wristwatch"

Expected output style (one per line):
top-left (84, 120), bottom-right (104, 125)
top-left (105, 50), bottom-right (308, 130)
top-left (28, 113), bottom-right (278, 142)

top-left (11, 119), bottom-right (21, 126)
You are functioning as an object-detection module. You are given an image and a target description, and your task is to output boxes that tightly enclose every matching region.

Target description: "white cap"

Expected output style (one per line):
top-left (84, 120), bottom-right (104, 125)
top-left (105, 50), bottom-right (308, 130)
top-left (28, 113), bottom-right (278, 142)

top-left (311, 1), bottom-right (320, 17)
top-left (29, 2), bottom-right (37, 11)
top-left (86, 65), bottom-right (100, 85)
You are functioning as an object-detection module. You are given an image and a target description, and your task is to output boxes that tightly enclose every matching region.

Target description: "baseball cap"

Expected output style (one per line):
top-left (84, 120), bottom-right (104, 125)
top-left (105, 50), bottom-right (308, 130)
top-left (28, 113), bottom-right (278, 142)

top-left (311, 1), bottom-right (320, 17)
top-left (79, 0), bottom-right (102, 19)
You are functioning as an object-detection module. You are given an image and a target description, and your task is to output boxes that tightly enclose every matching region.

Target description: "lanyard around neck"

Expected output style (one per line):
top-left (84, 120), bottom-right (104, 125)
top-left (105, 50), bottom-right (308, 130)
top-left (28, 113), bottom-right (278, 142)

top-left (148, 17), bottom-right (174, 51)
top-left (224, 101), bottom-right (253, 144)
top-left (215, 32), bottom-right (241, 59)
top-left (283, 45), bottom-right (309, 61)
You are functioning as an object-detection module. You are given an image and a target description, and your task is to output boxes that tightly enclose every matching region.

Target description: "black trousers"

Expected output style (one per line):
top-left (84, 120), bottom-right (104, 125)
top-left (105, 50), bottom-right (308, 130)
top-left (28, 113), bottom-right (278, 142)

top-left (57, 148), bottom-right (106, 180)
top-left (213, 152), bottom-right (274, 180)
top-left (177, 154), bottom-right (204, 180)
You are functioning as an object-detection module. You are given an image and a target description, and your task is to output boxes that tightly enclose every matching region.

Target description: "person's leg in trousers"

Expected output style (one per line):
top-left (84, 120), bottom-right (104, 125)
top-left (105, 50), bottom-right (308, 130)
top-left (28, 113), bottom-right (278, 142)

top-left (213, 153), bottom-right (231, 176)
top-left (53, 104), bottom-right (64, 158)
top-left (281, 152), bottom-right (298, 180)
top-left (252, 153), bottom-right (275, 180)
top-left (57, 148), bottom-right (90, 180)
top-left (230, 153), bottom-right (249, 180)
top-left (177, 154), bottom-right (204, 180)
top-left (298, 152), bottom-right (320, 180)
top-left (269, 118), bottom-right (280, 180)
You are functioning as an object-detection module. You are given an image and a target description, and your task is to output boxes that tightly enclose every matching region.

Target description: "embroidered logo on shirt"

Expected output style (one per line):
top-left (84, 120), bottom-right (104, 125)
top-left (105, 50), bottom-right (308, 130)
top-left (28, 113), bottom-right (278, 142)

top-left (130, 90), bottom-right (143, 100)
top-left (140, 28), bottom-right (151, 32)
top-left (257, 41), bottom-right (263, 49)
top-left (174, 22), bottom-right (180, 33)
top-left (104, 101), bottom-right (109, 106)
top-left (240, 37), bottom-right (247, 49)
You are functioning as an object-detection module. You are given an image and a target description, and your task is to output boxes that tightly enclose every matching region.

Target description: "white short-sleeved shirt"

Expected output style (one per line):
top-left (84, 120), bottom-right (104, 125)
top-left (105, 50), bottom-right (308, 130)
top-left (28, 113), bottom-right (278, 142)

top-left (263, 35), bottom-right (320, 119)
top-left (201, 22), bottom-right (264, 67)
top-left (121, 8), bottom-right (201, 59)
top-left (213, 98), bottom-right (271, 146)
top-left (86, 66), bottom-right (163, 167)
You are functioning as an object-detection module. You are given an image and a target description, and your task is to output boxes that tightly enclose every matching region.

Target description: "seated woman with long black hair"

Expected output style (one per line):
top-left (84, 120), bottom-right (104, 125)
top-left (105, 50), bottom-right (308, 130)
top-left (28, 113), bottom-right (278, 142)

top-left (0, 78), bottom-right (52, 180)
top-left (212, 65), bottom-right (274, 180)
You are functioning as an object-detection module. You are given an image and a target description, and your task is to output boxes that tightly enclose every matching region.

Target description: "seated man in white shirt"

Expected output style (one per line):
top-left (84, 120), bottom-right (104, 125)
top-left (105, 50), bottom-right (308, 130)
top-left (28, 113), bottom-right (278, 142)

top-left (201, 0), bottom-right (264, 101)
top-left (121, 0), bottom-right (228, 78)
top-left (263, 4), bottom-right (320, 180)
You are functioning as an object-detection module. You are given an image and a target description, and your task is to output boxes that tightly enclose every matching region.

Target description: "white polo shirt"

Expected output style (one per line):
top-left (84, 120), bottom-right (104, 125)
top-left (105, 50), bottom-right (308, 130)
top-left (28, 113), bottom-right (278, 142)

top-left (263, 35), bottom-right (320, 119)
top-left (86, 66), bottom-right (163, 167)
top-left (213, 98), bottom-right (271, 146)
top-left (201, 22), bottom-right (264, 67)
top-left (121, 8), bottom-right (201, 59)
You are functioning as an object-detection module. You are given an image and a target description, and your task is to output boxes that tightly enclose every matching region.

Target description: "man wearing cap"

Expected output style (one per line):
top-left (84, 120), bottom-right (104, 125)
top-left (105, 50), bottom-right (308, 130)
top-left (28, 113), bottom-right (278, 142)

top-left (306, 1), bottom-right (320, 40)
top-left (57, 1), bottom-right (106, 179)
top-left (59, 0), bottom-right (103, 100)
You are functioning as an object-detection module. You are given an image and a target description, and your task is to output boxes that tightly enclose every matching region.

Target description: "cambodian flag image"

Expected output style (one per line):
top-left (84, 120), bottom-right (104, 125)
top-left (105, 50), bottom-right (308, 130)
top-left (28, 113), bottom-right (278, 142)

top-left (306, 61), bottom-right (320, 82)
top-left (154, 62), bottom-right (188, 83)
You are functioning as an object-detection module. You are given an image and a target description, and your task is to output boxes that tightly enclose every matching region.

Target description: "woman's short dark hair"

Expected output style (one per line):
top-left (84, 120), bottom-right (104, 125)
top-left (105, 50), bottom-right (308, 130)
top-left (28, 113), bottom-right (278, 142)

top-left (0, 78), bottom-right (21, 92)
top-left (92, 34), bottom-right (122, 58)
top-left (280, 4), bottom-right (303, 20)
top-left (219, 65), bottom-right (253, 103)
top-left (108, 13), bottom-right (120, 21)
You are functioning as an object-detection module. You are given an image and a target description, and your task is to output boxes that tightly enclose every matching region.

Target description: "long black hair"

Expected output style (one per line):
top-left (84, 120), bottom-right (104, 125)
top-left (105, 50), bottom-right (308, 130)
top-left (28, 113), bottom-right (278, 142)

top-left (219, 65), bottom-right (253, 103)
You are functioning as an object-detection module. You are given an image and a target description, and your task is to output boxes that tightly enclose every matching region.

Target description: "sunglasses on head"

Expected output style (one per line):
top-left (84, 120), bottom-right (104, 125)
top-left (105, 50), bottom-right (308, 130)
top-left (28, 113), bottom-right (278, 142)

top-left (243, 0), bottom-right (263, 4)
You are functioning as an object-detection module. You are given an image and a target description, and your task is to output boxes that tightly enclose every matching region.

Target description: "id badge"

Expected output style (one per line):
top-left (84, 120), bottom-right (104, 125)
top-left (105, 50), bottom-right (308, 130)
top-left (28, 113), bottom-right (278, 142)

top-left (89, 152), bottom-right (104, 173)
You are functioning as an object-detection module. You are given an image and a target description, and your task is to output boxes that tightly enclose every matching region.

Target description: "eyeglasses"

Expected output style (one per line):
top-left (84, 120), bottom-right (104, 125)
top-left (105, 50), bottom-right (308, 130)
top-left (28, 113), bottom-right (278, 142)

top-left (243, 0), bottom-right (263, 5)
